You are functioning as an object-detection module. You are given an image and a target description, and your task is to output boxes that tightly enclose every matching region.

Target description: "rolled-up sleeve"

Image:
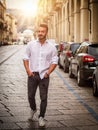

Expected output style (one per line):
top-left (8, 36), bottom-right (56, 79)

top-left (51, 47), bottom-right (58, 64)
top-left (23, 43), bottom-right (31, 60)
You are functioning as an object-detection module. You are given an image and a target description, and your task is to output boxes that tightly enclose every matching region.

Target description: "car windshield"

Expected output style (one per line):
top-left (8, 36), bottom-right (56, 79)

top-left (70, 44), bottom-right (80, 53)
top-left (88, 45), bottom-right (98, 56)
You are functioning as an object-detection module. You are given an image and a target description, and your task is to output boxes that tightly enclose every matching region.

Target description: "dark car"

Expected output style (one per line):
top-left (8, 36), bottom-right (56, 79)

top-left (69, 42), bottom-right (98, 86)
top-left (58, 42), bottom-right (81, 72)
top-left (92, 66), bottom-right (98, 97)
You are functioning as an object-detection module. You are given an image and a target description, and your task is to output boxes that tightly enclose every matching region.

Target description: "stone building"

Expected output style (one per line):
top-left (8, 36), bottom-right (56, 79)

top-left (35, 0), bottom-right (98, 44)
top-left (0, 0), bottom-right (17, 45)
top-left (0, 0), bottom-right (6, 45)
top-left (4, 13), bottom-right (17, 45)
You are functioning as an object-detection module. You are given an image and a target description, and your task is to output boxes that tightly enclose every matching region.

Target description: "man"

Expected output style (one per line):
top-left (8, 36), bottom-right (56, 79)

top-left (23, 24), bottom-right (58, 127)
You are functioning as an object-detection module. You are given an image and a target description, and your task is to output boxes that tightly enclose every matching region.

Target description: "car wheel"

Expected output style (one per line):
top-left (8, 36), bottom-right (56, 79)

top-left (64, 64), bottom-right (68, 73)
top-left (63, 59), bottom-right (69, 73)
top-left (77, 69), bottom-right (84, 86)
top-left (69, 64), bottom-right (74, 78)
top-left (93, 76), bottom-right (98, 97)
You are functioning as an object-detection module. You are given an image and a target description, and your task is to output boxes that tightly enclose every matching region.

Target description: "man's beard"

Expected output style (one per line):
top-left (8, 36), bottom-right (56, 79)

top-left (38, 35), bottom-right (46, 40)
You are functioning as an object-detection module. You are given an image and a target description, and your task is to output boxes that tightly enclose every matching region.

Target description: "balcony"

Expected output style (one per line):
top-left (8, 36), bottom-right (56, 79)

top-left (53, 0), bottom-right (63, 11)
top-left (43, 13), bottom-right (50, 22)
top-left (47, 6), bottom-right (55, 16)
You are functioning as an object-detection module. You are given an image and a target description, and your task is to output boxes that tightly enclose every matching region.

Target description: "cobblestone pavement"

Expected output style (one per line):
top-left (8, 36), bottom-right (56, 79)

top-left (0, 45), bottom-right (98, 130)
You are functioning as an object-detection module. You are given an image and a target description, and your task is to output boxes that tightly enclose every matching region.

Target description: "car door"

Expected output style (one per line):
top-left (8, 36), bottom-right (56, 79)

top-left (71, 52), bottom-right (78, 76)
top-left (60, 43), bottom-right (68, 67)
top-left (71, 45), bottom-right (85, 76)
top-left (59, 50), bottom-right (64, 66)
top-left (95, 66), bottom-right (98, 87)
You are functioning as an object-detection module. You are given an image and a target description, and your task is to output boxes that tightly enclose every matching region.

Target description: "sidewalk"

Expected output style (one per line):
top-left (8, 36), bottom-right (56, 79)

top-left (0, 45), bottom-right (98, 130)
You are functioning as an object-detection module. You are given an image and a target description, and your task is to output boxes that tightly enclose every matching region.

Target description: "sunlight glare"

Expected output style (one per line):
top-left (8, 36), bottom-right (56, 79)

top-left (21, 1), bottom-right (38, 17)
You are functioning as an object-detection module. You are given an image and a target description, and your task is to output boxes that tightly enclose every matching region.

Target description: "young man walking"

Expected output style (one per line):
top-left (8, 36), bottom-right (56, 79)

top-left (23, 24), bottom-right (58, 127)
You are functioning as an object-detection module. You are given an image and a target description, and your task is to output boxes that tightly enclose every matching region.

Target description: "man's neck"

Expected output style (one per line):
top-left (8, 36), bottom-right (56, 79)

top-left (39, 38), bottom-right (46, 45)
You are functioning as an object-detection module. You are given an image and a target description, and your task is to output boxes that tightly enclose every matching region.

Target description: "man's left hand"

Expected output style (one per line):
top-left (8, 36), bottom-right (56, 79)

top-left (44, 72), bottom-right (49, 78)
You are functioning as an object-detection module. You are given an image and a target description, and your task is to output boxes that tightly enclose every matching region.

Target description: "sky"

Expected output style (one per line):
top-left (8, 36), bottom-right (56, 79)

top-left (6, 0), bottom-right (38, 9)
top-left (6, 0), bottom-right (39, 17)
top-left (6, 0), bottom-right (39, 32)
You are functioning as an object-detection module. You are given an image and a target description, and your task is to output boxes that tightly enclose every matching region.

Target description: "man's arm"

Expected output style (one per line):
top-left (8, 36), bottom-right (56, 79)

top-left (47, 64), bottom-right (57, 75)
top-left (44, 44), bottom-right (58, 78)
top-left (23, 60), bottom-right (33, 77)
top-left (44, 64), bottom-right (57, 78)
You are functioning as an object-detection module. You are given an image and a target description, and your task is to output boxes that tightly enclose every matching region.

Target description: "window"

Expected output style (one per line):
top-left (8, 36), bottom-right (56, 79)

top-left (88, 46), bottom-right (98, 56)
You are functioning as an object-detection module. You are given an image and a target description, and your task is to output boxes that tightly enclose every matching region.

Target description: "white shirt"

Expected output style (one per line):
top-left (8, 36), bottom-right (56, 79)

top-left (23, 39), bottom-right (58, 79)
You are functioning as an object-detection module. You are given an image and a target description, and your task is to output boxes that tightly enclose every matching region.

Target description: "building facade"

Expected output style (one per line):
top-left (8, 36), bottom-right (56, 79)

top-left (0, 0), bottom-right (17, 45)
top-left (36, 0), bottom-right (98, 44)
top-left (4, 13), bottom-right (17, 45)
top-left (0, 0), bottom-right (6, 45)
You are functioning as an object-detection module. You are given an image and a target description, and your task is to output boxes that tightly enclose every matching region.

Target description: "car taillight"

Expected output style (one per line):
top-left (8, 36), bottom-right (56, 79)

top-left (82, 55), bottom-right (95, 62)
top-left (66, 51), bottom-right (72, 57)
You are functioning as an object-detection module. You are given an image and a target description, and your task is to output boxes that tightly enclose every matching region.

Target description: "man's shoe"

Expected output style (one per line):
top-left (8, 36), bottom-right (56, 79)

top-left (39, 117), bottom-right (45, 127)
top-left (28, 109), bottom-right (37, 121)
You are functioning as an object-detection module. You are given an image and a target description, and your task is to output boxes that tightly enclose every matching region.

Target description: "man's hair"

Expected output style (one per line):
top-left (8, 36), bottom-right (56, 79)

top-left (39, 23), bottom-right (48, 32)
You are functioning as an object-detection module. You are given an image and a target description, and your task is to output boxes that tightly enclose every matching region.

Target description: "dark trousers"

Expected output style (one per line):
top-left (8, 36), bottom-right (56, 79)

top-left (28, 73), bottom-right (49, 118)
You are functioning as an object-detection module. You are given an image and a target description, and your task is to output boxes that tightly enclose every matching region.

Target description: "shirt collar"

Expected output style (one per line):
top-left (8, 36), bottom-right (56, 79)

top-left (36, 39), bottom-right (49, 44)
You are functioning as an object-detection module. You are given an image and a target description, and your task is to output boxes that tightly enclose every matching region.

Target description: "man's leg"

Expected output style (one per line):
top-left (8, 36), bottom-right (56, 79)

top-left (28, 75), bottom-right (39, 111)
top-left (39, 77), bottom-right (49, 118)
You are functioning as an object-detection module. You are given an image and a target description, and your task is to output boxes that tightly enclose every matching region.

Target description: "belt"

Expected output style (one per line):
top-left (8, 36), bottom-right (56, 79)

top-left (33, 72), bottom-right (39, 75)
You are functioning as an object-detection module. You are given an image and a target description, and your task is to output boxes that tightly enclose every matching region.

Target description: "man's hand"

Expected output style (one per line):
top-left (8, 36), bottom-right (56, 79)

top-left (27, 70), bottom-right (34, 77)
top-left (23, 60), bottom-right (34, 77)
top-left (44, 72), bottom-right (49, 78)
top-left (44, 64), bottom-right (57, 78)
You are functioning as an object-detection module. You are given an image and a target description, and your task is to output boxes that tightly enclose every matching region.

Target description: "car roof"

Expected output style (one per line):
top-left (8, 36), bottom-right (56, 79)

top-left (89, 43), bottom-right (98, 47)
top-left (80, 41), bottom-right (98, 47)
top-left (67, 42), bottom-right (81, 45)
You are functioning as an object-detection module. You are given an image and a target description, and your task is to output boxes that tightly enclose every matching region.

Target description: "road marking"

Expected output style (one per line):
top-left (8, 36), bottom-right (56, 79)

top-left (55, 70), bottom-right (98, 122)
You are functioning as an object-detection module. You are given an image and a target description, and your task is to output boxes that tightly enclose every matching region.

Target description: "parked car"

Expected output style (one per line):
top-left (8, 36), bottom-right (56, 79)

top-left (54, 43), bottom-right (59, 50)
top-left (58, 41), bottom-right (67, 57)
top-left (69, 41), bottom-right (98, 86)
top-left (92, 66), bottom-right (98, 97)
top-left (58, 42), bottom-right (81, 72)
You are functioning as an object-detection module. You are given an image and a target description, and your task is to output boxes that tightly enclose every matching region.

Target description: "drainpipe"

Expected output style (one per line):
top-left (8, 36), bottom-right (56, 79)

top-left (88, 0), bottom-right (91, 34)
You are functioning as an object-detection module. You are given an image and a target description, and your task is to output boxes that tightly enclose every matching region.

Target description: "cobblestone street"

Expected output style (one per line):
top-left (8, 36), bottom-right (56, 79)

top-left (0, 45), bottom-right (98, 130)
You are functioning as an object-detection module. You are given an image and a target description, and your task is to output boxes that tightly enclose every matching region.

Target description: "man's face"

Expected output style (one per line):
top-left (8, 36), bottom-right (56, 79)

top-left (38, 27), bottom-right (47, 40)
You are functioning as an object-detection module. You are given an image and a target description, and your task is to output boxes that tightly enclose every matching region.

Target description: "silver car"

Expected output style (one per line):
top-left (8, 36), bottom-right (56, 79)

top-left (93, 65), bottom-right (98, 97)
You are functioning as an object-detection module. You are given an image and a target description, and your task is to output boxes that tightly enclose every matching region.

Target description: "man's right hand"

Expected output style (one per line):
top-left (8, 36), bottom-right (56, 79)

top-left (23, 60), bottom-right (34, 77)
top-left (27, 70), bottom-right (34, 77)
